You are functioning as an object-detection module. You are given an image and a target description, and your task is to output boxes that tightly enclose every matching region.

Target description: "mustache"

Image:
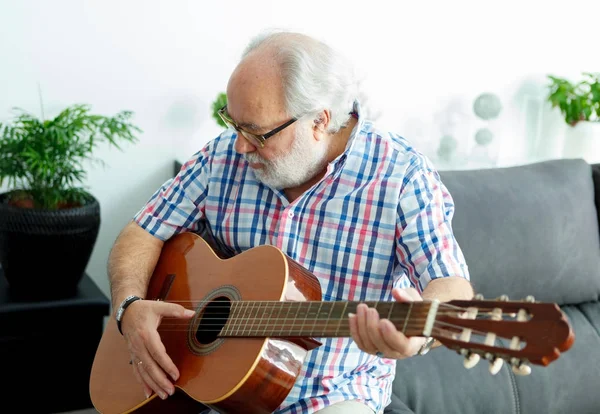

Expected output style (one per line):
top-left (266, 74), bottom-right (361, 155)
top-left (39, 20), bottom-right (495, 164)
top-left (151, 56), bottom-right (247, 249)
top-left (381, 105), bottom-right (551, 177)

top-left (244, 153), bottom-right (267, 164)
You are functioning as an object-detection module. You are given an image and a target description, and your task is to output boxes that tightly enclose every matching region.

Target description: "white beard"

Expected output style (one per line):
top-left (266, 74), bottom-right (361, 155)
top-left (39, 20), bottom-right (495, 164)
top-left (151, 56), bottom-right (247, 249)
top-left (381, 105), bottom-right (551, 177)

top-left (244, 126), bottom-right (328, 190)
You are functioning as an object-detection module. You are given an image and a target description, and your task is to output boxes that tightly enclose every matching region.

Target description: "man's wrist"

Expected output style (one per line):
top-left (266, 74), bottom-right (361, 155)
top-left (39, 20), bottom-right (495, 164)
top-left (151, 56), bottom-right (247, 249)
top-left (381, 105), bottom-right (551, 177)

top-left (115, 295), bottom-right (144, 335)
top-left (112, 289), bottom-right (145, 317)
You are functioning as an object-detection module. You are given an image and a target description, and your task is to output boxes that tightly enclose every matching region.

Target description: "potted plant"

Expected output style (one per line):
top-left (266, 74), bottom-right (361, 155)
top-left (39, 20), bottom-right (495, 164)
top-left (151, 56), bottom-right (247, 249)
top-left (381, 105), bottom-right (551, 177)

top-left (211, 92), bottom-right (228, 128)
top-left (0, 103), bottom-right (141, 299)
top-left (546, 72), bottom-right (600, 162)
top-left (547, 72), bottom-right (600, 126)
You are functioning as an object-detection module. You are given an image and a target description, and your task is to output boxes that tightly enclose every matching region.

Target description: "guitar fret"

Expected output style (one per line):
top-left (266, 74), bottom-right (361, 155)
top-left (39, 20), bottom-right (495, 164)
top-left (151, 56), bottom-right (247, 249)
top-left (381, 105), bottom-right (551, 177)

top-left (271, 303), bottom-right (284, 335)
top-left (255, 302), bottom-right (265, 336)
top-left (279, 302), bottom-right (287, 334)
top-left (222, 302), bottom-right (234, 336)
top-left (241, 302), bottom-right (254, 336)
top-left (323, 302), bottom-right (335, 336)
top-left (402, 302), bottom-right (413, 334)
top-left (263, 303), bottom-right (273, 336)
top-left (231, 301), bottom-right (240, 336)
top-left (247, 301), bottom-right (255, 336)
top-left (291, 302), bottom-right (302, 335)
top-left (265, 302), bottom-right (275, 337)
top-left (255, 302), bottom-right (262, 336)
top-left (255, 302), bottom-right (269, 336)
top-left (311, 302), bottom-right (323, 337)
top-left (256, 302), bottom-right (263, 335)
top-left (386, 302), bottom-right (394, 320)
top-left (232, 302), bottom-right (241, 336)
top-left (298, 302), bottom-right (311, 336)
top-left (335, 302), bottom-right (348, 336)
top-left (237, 302), bottom-right (245, 336)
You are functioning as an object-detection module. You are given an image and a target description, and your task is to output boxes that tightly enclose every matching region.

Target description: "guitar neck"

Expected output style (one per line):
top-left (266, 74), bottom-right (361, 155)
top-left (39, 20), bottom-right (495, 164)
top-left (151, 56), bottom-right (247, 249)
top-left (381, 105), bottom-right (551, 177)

top-left (218, 300), bottom-right (437, 338)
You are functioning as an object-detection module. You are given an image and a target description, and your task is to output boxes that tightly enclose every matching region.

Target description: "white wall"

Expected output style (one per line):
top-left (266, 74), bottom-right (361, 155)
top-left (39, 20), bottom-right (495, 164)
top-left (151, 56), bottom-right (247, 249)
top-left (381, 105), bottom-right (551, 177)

top-left (1, 0), bottom-right (599, 300)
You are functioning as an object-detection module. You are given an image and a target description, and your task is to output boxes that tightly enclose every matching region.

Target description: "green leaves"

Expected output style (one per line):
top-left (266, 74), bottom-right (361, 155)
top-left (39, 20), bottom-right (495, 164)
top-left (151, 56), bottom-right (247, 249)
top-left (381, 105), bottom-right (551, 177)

top-left (211, 92), bottom-right (228, 128)
top-left (547, 72), bottom-right (600, 126)
top-left (0, 104), bottom-right (141, 209)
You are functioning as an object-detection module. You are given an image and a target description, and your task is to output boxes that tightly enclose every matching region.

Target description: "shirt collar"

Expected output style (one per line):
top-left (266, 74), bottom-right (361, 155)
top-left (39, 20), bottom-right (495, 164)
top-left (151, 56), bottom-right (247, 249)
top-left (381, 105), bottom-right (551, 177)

top-left (329, 100), bottom-right (364, 168)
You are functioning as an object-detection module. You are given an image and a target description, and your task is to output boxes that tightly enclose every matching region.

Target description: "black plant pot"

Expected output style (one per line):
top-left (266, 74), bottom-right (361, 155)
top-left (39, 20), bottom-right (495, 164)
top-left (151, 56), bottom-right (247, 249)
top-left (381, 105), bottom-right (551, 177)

top-left (0, 191), bottom-right (101, 300)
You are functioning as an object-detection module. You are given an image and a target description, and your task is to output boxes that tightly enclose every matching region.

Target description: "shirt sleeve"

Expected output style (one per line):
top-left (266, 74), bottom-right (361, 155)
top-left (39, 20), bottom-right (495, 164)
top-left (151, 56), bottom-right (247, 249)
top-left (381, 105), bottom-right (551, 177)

top-left (133, 147), bottom-right (211, 241)
top-left (395, 164), bottom-right (470, 293)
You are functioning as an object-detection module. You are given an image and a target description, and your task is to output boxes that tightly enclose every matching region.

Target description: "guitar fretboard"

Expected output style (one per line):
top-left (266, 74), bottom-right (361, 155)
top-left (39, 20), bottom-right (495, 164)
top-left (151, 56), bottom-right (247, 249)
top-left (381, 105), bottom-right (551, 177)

top-left (217, 301), bottom-right (432, 338)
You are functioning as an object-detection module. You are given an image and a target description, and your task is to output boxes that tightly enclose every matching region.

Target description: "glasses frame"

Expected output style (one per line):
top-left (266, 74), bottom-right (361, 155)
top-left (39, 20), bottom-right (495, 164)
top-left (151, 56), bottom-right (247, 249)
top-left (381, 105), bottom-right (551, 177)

top-left (217, 105), bottom-right (298, 148)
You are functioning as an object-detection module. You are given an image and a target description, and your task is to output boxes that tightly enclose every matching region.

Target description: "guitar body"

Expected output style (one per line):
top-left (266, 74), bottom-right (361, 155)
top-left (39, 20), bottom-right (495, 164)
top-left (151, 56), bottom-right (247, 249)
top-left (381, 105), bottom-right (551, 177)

top-left (90, 232), bottom-right (323, 414)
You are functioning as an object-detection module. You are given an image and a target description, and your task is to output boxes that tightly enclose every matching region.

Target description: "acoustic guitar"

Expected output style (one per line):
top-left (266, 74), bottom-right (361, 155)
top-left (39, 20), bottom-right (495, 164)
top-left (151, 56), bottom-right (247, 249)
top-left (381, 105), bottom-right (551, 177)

top-left (89, 231), bottom-right (574, 414)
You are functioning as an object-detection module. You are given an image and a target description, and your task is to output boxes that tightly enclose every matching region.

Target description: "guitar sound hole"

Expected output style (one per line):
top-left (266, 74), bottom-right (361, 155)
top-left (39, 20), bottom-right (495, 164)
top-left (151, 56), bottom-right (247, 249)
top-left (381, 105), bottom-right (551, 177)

top-left (196, 296), bottom-right (231, 344)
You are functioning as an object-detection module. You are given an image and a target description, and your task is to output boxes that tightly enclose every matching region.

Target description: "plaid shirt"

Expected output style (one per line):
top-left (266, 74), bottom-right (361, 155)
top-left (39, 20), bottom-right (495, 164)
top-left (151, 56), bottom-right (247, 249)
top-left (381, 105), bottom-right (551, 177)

top-left (134, 102), bottom-right (470, 413)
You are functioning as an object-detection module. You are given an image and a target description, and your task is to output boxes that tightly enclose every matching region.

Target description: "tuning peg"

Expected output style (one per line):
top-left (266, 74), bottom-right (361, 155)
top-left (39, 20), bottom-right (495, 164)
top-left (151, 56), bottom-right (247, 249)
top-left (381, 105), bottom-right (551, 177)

top-left (474, 293), bottom-right (484, 300)
top-left (489, 357), bottom-right (504, 375)
top-left (512, 364), bottom-right (532, 376)
top-left (485, 352), bottom-right (504, 375)
top-left (462, 351), bottom-right (481, 369)
top-left (497, 294), bottom-right (509, 301)
top-left (510, 358), bottom-right (532, 376)
top-left (524, 295), bottom-right (536, 303)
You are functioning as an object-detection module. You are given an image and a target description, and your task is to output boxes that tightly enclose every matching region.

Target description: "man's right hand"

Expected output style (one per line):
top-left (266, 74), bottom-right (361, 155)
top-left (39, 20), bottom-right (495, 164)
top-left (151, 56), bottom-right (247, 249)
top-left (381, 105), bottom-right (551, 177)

top-left (120, 299), bottom-right (196, 399)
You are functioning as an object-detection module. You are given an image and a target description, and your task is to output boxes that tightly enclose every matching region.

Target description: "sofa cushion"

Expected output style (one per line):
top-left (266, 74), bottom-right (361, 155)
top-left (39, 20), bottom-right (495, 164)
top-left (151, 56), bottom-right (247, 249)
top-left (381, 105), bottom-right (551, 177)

top-left (438, 158), bottom-right (600, 305)
top-left (385, 302), bottom-right (600, 414)
top-left (512, 302), bottom-right (600, 414)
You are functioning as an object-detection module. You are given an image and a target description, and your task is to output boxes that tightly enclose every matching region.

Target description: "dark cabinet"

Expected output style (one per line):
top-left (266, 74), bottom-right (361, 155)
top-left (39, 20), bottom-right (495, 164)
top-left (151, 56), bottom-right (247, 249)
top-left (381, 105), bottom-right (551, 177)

top-left (0, 269), bottom-right (110, 413)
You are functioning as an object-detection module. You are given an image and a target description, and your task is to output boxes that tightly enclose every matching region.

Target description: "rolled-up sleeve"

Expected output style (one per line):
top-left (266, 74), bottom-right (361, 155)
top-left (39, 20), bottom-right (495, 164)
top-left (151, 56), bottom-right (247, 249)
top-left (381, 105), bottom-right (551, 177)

top-left (395, 166), bottom-right (470, 293)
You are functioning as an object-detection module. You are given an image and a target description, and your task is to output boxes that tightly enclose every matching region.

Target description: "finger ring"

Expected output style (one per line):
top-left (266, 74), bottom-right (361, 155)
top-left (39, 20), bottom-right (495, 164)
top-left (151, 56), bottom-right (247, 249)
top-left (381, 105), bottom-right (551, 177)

top-left (376, 351), bottom-right (384, 358)
top-left (137, 360), bottom-right (143, 366)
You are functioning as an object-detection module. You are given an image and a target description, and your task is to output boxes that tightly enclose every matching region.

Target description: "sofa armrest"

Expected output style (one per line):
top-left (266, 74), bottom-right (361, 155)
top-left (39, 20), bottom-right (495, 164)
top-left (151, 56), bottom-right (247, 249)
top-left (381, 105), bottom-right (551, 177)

top-left (592, 163), bottom-right (600, 235)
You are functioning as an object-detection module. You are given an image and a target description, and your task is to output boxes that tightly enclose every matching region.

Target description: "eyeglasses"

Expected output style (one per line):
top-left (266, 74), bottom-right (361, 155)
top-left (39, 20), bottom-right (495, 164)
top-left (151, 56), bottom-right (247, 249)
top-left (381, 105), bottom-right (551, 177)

top-left (217, 105), bottom-right (298, 148)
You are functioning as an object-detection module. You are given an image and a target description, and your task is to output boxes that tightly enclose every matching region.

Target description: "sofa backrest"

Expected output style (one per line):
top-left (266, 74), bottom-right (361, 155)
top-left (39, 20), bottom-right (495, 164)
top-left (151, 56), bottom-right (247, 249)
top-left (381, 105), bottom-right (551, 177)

top-left (439, 158), bottom-right (600, 305)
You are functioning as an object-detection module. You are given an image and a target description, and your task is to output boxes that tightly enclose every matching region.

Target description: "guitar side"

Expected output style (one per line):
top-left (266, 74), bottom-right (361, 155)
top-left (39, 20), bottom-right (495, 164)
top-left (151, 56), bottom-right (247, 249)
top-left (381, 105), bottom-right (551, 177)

top-left (89, 232), bottom-right (323, 414)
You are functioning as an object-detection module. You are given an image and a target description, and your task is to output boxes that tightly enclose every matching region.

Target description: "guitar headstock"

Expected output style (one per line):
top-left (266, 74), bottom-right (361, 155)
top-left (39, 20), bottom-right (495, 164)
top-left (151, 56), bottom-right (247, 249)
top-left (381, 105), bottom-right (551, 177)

top-left (432, 294), bottom-right (574, 376)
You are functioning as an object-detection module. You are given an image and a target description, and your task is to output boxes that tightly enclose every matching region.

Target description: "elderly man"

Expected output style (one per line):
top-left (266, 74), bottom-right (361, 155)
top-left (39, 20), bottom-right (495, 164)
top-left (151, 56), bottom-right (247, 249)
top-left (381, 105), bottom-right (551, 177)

top-left (108, 30), bottom-right (473, 414)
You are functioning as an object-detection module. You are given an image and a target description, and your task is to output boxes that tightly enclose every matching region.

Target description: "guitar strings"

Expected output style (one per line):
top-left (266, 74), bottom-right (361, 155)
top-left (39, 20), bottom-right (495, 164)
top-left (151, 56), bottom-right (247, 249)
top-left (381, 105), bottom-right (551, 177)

top-left (147, 322), bottom-right (506, 349)
top-left (151, 318), bottom-right (499, 340)
top-left (155, 314), bottom-right (517, 326)
top-left (156, 309), bottom-right (520, 327)
top-left (135, 317), bottom-right (517, 349)
top-left (152, 300), bottom-right (514, 343)
top-left (156, 308), bottom-right (517, 325)
top-left (156, 312), bottom-right (478, 325)
top-left (123, 299), bottom-right (522, 340)
top-left (149, 300), bottom-right (469, 311)
top-left (146, 300), bottom-right (520, 315)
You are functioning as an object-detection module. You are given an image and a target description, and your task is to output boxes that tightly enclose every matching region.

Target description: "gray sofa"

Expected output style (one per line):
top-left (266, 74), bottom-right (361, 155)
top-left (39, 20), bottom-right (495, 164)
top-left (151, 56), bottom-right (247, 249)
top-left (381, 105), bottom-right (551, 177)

top-left (385, 158), bottom-right (600, 414)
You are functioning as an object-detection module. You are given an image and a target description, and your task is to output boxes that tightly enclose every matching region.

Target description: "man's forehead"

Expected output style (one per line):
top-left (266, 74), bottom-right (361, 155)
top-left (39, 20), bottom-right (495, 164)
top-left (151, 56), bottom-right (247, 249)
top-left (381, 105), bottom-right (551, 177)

top-left (226, 94), bottom-right (288, 132)
top-left (225, 98), bottom-right (266, 131)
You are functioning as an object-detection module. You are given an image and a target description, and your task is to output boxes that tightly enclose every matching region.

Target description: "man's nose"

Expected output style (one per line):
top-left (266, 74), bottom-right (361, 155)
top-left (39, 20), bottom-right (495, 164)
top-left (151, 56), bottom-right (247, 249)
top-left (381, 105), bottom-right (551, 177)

top-left (234, 133), bottom-right (257, 154)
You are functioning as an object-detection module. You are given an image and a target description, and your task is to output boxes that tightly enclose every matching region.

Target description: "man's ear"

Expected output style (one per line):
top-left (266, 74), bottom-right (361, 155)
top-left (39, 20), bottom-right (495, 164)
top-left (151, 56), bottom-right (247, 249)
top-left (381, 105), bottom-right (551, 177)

top-left (312, 110), bottom-right (331, 140)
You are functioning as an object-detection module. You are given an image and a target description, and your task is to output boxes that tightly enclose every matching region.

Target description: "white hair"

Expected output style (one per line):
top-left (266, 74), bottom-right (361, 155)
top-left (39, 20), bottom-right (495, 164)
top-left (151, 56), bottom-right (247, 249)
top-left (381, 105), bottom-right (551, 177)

top-left (241, 30), bottom-right (361, 133)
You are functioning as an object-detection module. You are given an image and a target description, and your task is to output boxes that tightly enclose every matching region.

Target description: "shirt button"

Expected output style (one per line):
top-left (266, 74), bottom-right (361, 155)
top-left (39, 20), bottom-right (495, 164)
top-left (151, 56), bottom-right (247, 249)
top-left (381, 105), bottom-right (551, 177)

top-left (288, 211), bottom-right (294, 218)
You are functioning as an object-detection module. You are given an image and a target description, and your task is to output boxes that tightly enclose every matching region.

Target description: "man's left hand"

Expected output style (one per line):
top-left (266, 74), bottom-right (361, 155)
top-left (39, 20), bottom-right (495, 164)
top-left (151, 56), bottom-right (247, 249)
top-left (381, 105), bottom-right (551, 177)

top-left (348, 287), bottom-right (427, 359)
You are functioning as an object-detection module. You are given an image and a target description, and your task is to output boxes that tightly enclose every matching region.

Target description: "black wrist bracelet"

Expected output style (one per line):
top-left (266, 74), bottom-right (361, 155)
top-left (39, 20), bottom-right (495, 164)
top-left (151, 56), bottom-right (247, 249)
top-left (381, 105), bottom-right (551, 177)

top-left (115, 295), bottom-right (143, 335)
